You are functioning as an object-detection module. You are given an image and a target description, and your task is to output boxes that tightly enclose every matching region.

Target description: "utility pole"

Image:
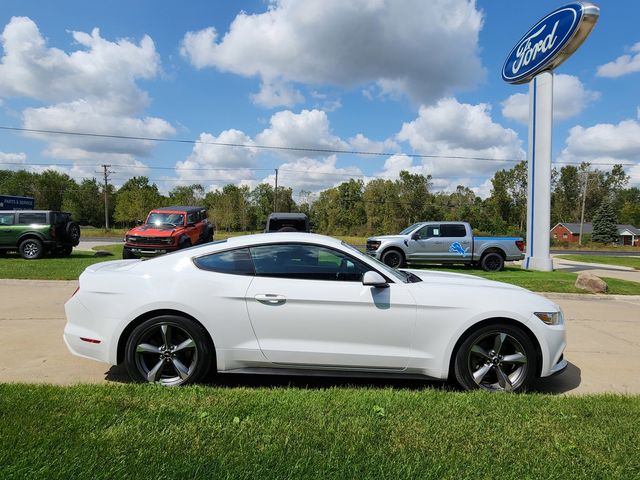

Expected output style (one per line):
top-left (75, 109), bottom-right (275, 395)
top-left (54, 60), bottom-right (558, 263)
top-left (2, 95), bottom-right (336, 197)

top-left (578, 170), bottom-right (589, 246)
top-left (273, 168), bottom-right (278, 212)
top-left (99, 164), bottom-right (114, 230)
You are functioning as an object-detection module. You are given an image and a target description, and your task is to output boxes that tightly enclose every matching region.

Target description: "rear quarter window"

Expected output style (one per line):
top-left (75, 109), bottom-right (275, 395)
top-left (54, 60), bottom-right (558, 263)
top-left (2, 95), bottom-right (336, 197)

top-left (440, 224), bottom-right (467, 237)
top-left (193, 247), bottom-right (254, 275)
top-left (17, 212), bottom-right (47, 225)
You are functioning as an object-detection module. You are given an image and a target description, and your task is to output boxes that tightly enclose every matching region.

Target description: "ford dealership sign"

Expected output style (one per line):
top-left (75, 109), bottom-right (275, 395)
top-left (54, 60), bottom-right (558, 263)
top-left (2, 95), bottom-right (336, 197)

top-left (502, 2), bottom-right (599, 84)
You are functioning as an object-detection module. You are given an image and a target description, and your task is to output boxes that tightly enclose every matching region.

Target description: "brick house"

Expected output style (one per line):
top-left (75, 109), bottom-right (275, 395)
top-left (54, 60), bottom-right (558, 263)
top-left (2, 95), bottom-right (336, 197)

top-left (550, 222), bottom-right (640, 246)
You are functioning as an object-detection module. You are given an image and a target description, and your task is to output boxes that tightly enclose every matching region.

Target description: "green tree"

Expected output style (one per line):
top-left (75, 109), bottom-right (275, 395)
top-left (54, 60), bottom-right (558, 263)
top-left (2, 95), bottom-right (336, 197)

top-left (62, 178), bottom-right (105, 226)
top-left (591, 201), bottom-right (619, 243)
top-left (618, 187), bottom-right (640, 226)
top-left (168, 184), bottom-right (205, 206)
top-left (114, 177), bottom-right (163, 225)
top-left (34, 170), bottom-right (75, 210)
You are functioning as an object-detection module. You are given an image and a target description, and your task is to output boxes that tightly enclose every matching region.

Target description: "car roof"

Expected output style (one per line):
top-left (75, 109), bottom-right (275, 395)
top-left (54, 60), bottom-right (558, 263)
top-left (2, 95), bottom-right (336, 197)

top-left (225, 232), bottom-right (339, 247)
top-left (266, 212), bottom-right (308, 219)
top-left (151, 206), bottom-right (204, 213)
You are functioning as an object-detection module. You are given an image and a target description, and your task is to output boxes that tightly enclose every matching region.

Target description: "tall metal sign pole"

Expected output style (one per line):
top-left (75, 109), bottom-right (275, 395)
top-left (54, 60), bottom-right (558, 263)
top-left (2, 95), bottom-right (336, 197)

top-left (502, 2), bottom-right (599, 271)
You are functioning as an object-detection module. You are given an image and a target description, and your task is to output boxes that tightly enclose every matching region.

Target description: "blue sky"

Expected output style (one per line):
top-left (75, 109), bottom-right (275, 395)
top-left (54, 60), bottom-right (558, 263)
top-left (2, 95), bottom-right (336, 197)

top-left (1, 0), bottom-right (639, 200)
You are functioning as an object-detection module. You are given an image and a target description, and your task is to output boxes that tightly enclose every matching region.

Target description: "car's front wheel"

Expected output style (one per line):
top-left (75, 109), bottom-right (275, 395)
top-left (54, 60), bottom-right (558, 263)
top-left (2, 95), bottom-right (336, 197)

top-left (125, 315), bottom-right (214, 386)
top-left (381, 248), bottom-right (405, 268)
top-left (454, 323), bottom-right (536, 392)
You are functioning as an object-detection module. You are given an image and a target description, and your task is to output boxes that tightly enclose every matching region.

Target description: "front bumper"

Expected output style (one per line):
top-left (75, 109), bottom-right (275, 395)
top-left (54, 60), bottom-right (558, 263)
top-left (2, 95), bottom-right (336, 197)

top-left (123, 245), bottom-right (179, 256)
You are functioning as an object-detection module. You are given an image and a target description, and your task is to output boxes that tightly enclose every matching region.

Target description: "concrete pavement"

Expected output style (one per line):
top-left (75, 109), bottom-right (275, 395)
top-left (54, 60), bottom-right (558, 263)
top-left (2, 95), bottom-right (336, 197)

top-left (1, 279), bottom-right (639, 394)
top-left (552, 255), bottom-right (640, 283)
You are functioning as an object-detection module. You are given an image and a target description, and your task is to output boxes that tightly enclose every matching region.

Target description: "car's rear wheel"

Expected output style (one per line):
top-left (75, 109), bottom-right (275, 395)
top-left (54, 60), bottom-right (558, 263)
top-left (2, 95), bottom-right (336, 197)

top-left (19, 238), bottom-right (44, 260)
top-left (125, 315), bottom-right (213, 386)
top-left (480, 252), bottom-right (504, 272)
top-left (454, 323), bottom-right (536, 393)
top-left (53, 245), bottom-right (73, 257)
top-left (381, 248), bottom-right (404, 268)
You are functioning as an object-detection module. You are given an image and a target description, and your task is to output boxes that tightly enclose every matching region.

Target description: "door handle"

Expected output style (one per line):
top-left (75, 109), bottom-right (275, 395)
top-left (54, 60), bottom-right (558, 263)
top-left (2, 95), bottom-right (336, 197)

top-left (433, 241), bottom-right (443, 245)
top-left (254, 294), bottom-right (286, 305)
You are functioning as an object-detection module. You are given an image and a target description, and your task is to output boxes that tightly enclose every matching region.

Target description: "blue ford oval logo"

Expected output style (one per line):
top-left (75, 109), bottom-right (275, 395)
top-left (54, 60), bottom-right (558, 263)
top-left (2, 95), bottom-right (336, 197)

top-left (502, 3), bottom-right (590, 84)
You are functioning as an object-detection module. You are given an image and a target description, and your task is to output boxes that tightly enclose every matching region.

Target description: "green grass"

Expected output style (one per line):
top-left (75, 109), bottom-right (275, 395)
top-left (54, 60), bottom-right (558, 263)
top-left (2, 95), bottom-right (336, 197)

top-left (81, 227), bottom-right (127, 237)
top-left (0, 384), bottom-right (638, 479)
top-left (556, 254), bottom-right (640, 270)
top-left (423, 266), bottom-right (640, 295)
top-left (0, 244), bottom-right (123, 280)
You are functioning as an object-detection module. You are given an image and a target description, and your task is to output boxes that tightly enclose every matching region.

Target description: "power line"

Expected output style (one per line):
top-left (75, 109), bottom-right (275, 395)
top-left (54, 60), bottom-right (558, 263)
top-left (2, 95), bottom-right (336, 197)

top-left (0, 124), bottom-right (525, 163)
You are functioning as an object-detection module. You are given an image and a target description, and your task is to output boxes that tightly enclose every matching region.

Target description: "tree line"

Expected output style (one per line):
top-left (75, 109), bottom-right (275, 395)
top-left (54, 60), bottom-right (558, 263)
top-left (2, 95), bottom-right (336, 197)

top-left (0, 162), bottom-right (638, 236)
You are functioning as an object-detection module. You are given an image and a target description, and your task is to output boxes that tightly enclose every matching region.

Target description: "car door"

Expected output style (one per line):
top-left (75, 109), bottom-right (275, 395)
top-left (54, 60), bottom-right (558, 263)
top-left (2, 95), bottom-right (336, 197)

top-left (406, 224), bottom-right (443, 262)
top-left (245, 243), bottom-right (416, 370)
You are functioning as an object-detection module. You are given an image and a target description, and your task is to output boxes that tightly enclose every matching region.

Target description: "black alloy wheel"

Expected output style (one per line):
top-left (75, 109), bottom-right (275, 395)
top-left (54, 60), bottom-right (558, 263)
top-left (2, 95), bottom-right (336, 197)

top-left (481, 252), bottom-right (504, 272)
top-left (125, 315), bottom-right (213, 386)
top-left (454, 323), bottom-right (536, 392)
top-left (381, 249), bottom-right (404, 268)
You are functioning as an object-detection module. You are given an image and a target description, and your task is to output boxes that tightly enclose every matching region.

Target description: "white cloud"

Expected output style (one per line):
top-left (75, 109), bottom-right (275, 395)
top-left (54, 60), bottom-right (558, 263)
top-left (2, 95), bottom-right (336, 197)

top-left (262, 155), bottom-right (363, 193)
top-left (597, 42), bottom-right (640, 78)
top-left (175, 130), bottom-right (259, 187)
top-left (251, 79), bottom-right (305, 108)
top-left (180, 0), bottom-right (484, 106)
top-left (23, 100), bottom-right (174, 158)
top-left (0, 151), bottom-right (27, 168)
top-left (348, 133), bottom-right (399, 154)
top-left (501, 74), bottom-right (599, 124)
top-left (559, 119), bottom-right (640, 186)
top-left (0, 16), bottom-right (173, 173)
top-left (255, 109), bottom-right (349, 156)
top-left (391, 97), bottom-right (523, 191)
top-left (0, 16), bottom-right (159, 113)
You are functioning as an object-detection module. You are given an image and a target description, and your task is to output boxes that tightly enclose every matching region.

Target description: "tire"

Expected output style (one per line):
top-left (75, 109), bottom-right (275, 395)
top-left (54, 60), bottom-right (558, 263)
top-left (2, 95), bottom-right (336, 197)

top-left (277, 226), bottom-right (297, 232)
top-left (380, 248), bottom-right (405, 268)
top-left (480, 252), bottom-right (504, 272)
top-left (179, 239), bottom-right (192, 250)
top-left (122, 248), bottom-right (137, 260)
top-left (125, 315), bottom-right (214, 386)
top-left (454, 323), bottom-right (536, 393)
top-left (19, 238), bottom-right (44, 260)
top-left (206, 228), bottom-right (214, 242)
top-left (65, 222), bottom-right (81, 245)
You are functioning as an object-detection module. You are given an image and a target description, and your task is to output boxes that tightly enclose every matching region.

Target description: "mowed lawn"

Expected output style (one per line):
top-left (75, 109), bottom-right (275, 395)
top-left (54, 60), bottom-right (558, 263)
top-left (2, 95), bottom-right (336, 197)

top-left (0, 384), bottom-right (638, 479)
top-left (556, 254), bottom-right (640, 270)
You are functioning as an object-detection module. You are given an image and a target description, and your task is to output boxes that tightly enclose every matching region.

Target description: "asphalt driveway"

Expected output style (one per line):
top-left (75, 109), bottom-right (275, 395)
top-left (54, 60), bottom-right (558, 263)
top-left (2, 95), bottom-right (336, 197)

top-left (1, 279), bottom-right (639, 394)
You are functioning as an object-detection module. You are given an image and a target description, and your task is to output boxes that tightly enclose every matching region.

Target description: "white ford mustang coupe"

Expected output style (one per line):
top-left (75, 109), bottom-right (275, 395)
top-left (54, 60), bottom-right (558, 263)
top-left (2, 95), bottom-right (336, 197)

top-left (65, 233), bottom-right (567, 392)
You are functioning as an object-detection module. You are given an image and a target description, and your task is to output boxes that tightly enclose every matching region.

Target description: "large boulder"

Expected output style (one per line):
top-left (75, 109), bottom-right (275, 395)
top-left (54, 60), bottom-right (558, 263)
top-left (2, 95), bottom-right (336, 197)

top-left (575, 272), bottom-right (608, 294)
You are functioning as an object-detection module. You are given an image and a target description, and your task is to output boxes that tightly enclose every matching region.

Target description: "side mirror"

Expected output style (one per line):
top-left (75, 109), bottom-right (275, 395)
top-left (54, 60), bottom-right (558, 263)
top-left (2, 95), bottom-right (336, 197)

top-left (136, 219), bottom-right (143, 226)
top-left (362, 271), bottom-right (389, 288)
top-left (411, 232), bottom-right (420, 240)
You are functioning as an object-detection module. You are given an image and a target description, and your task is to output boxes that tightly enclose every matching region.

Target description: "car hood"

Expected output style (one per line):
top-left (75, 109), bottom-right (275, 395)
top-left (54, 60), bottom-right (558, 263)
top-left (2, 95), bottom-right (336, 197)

top-left (368, 235), bottom-right (407, 242)
top-left (402, 268), bottom-right (559, 311)
top-left (127, 224), bottom-right (183, 237)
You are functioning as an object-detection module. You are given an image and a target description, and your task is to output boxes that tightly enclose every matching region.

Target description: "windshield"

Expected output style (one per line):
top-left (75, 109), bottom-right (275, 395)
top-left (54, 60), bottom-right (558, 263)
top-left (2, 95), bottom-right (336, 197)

top-left (341, 242), bottom-right (408, 283)
top-left (146, 212), bottom-right (185, 226)
top-left (399, 223), bottom-right (423, 235)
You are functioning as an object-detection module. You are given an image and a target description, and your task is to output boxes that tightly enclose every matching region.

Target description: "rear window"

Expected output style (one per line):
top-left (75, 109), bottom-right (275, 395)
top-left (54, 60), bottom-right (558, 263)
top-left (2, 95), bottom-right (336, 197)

top-left (17, 212), bottom-right (47, 225)
top-left (440, 224), bottom-right (467, 237)
top-left (193, 248), bottom-right (254, 275)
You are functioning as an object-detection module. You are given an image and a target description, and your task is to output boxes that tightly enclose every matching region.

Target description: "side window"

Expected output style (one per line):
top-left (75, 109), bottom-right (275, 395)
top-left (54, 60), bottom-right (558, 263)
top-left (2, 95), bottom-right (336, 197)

top-left (417, 225), bottom-right (439, 239)
top-left (0, 213), bottom-right (14, 225)
top-left (440, 224), bottom-right (467, 237)
top-left (193, 248), bottom-right (254, 275)
top-left (17, 212), bottom-right (47, 225)
top-left (187, 213), bottom-right (197, 225)
top-left (250, 244), bottom-right (369, 281)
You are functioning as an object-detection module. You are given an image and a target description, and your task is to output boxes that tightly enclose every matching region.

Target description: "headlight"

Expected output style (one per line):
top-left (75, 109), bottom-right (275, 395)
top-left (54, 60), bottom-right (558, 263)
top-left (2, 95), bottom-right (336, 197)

top-left (534, 311), bottom-right (563, 325)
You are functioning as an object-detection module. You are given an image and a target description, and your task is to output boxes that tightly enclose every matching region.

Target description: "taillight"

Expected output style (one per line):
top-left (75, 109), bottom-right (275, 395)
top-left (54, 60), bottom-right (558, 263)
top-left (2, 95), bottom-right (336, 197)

top-left (515, 240), bottom-right (525, 252)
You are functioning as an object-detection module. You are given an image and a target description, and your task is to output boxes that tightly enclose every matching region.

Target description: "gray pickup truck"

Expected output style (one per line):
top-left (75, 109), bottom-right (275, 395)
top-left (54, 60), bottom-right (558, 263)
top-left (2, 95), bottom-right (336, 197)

top-left (366, 221), bottom-right (525, 272)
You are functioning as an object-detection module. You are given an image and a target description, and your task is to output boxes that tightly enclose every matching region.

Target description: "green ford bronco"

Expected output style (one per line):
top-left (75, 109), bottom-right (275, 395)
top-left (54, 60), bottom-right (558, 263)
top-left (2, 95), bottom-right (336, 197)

top-left (0, 210), bottom-right (81, 259)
